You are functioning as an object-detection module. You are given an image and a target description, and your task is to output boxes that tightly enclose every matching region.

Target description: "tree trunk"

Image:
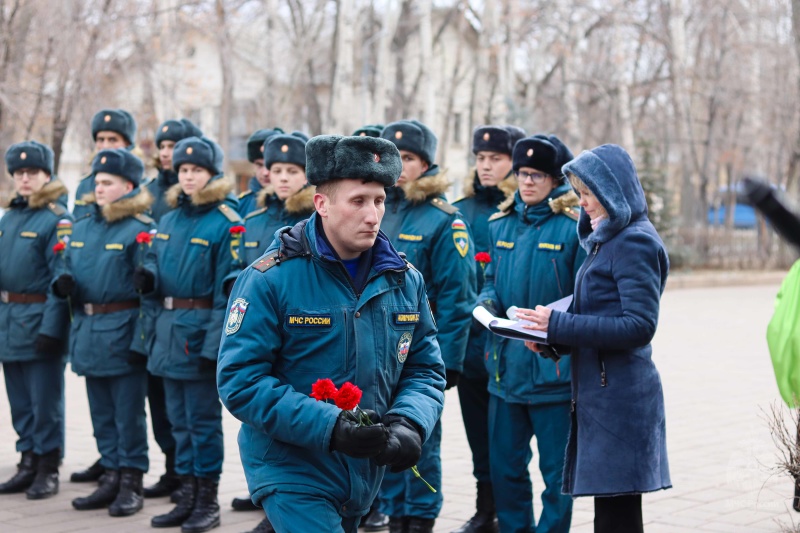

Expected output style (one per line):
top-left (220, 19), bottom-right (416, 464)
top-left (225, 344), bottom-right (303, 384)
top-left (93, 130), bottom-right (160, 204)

top-left (216, 0), bottom-right (234, 169)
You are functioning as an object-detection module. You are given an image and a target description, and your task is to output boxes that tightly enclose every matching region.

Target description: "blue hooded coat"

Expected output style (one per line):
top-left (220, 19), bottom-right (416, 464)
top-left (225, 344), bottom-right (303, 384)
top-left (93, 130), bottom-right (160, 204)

top-left (0, 180), bottom-right (72, 361)
top-left (60, 188), bottom-right (156, 376)
top-left (548, 144), bottom-right (671, 497)
top-left (478, 184), bottom-right (585, 404)
top-left (146, 176), bottom-right (244, 381)
top-left (217, 215), bottom-right (446, 518)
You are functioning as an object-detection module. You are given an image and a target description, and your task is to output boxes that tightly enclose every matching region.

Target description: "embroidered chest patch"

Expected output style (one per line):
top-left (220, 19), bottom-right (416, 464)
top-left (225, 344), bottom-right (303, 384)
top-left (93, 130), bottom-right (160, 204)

top-left (538, 242), bottom-right (563, 251)
top-left (397, 332), bottom-right (412, 363)
top-left (286, 314), bottom-right (332, 327)
top-left (225, 298), bottom-right (249, 335)
top-left (393, 312), bottom-right (420, 325)
top-left (496, 240), bottom-right (514, 249)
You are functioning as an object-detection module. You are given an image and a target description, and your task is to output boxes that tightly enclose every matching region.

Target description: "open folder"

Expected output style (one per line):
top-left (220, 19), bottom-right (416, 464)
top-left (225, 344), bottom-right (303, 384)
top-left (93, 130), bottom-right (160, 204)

top-left (472, 295), bottom-right (573, 345)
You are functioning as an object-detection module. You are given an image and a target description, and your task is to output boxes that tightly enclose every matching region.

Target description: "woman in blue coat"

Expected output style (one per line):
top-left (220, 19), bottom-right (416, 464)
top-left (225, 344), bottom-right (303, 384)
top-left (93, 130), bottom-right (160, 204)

top-left (242, 132), bottom-right (314, 265)
top-left (525, 144), bottom-right (671, 533)
top-left (0, 141), bottom-right (71, 501)
top-left (138, 136), bottom-right (244, 533)
top-left (53, 149), bottom-right (155, 516)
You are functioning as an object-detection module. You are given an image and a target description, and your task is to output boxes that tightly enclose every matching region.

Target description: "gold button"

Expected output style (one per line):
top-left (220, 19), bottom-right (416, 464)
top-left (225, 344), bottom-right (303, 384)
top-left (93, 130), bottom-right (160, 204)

top-left (281, 144), bottom-right (289, 153)
top-left (100, 156), bottom-right (107, 164)
top-left (104, 114), bottom-right (111, 122)
top-left (483, 132), bottom-right (490, 141)
top-left (395, 131), bottom-right (403, 140)
top-left (355, 312), bottom-right (361, 318)
top-left (20, 152), bottom-right (27, 160)
top-left (186, 147), bottom-right (193, 155)
top-left (162, 125), bottom-right (168, 132)
top-left (527, 148), bottom-right (534, 157)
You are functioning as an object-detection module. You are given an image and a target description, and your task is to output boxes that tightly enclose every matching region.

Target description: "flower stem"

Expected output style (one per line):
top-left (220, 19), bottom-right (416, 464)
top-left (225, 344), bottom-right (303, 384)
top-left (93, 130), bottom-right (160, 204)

top-left (411, 466), bottom-right (436, 493)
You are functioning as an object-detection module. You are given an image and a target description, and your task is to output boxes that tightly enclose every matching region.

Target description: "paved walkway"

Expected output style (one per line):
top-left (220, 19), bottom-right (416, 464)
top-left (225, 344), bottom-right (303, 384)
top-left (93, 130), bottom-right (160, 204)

top-left (0, 280), bottom-right (796, 532)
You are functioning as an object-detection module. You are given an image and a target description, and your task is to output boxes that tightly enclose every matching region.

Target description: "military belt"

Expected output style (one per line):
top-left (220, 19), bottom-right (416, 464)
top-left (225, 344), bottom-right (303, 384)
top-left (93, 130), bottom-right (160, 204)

top-left (0, 291), bottom-right (47, 304)
top-left (83, 299), bottom-right (140, 316)
top-left (162, 297), bottom-right (213, 310)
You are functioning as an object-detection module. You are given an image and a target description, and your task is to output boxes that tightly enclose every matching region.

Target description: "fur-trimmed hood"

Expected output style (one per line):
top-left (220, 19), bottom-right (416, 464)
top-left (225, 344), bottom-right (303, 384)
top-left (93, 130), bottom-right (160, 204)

top-left (399, 166), bottom-right (450, 204)
top-left (562, 144), bottom-right (648, 251)
top-left (17, 179), bottom-right (69, 210)
top-left (284, 185), bottom-right (316, 215)
top-left (81, 187), bottom-right (154, 222)
top-left (165, 175), bottom-right (234, 209)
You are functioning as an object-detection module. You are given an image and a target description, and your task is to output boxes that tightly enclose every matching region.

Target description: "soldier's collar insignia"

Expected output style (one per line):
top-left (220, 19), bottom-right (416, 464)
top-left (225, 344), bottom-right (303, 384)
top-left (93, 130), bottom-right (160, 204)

top-left (225, 298), bottom-right (249, 335)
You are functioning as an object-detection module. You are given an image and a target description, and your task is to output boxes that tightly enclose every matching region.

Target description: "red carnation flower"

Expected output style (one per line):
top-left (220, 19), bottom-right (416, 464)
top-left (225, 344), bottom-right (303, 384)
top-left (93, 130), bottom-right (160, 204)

top-left (334, 382), bottom-right (363, 411)
top-left (135, 231), bottom-right (153, 244)
top-left (229, 225), bottom-right (246, 235)
top-left (310, 378), bottom-right (338, 401)
top-left (474, 252), bottom-right (491, 264)
top-left (52, 242), bottom-right (66, 254)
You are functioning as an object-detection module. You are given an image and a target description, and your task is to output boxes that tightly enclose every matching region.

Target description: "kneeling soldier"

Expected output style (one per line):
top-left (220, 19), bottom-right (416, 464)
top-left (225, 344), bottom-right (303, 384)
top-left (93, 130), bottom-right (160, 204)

top-left (53, 149), bottom-right (154, 516)
top-left (217, 135), bottom-right (446, 533)
top-left (0, 141), bottom-right (71, 500)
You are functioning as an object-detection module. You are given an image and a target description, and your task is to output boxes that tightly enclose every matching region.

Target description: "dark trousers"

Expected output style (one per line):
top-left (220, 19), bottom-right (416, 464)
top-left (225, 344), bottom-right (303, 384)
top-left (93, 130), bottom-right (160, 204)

top-left (86, 371), bottom-right (149, 471)
top-left (163, 377), bottom-right (223, 480)
top-left (594, 495), bottom-right (643, 533)
top-left (264, 492), bottom-right (361, 533)
top-left (3, 359), bottom-right (65, 455)
top-left (457, 376), bottom-right (491, 483)
top-left (147, 372), bottom-right (176, 455)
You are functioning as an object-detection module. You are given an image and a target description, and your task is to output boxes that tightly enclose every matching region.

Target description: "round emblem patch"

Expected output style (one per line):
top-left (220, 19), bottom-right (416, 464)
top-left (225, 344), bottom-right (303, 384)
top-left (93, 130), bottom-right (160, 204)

top-left (360, 132), bottom-right (367, 136)
top-left (395, 131), bottom-right (403, 140)
top-left (104, 114), bottom-right (111, 122)
top-left (260, 145), bottom-right (265, 153)
top-left (281, 144), bottom-right (289, 153)
top-left (162, 125), bottom-right (169, 132)
top-left (397, 332), bottom-right (412, 363)
top-left (100, 156), bottom-right (107, 164)
top-left (374, 153), bottom-right (380, 163)
top-left (483, 132), bottom-right (490, 141)
top-left (527, 148), bottom-right (534, 157)
top-left (20, 152), bottom-right (27, 160)
top-left (186, 147), bottom-right (193, 155)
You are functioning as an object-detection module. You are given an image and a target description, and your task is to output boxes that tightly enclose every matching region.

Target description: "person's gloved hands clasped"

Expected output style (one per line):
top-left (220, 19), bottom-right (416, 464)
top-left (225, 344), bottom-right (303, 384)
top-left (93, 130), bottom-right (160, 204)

top-left (53, 274), bottom-right (76, 298)
top-left (34, 334), bottom-right (63, 357)
top-left (132, 266), bottom-right (155, 294)
top-left (374, 414), bottom-right (423, 472)
top-left (330, 411), bottom-right (388, 458)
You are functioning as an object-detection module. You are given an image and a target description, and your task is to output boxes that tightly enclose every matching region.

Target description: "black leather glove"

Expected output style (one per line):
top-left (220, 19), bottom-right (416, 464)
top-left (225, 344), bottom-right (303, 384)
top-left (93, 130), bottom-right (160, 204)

top-left (223, 278), bottom-right (235, 298)
top-left (740, 177), bottom-right (773, 207)
top-left (54, 274), bottom-right (76, 298)
top-left (34, 334), bottom-right (63, 357)
top-left (374, 414), bottom-right (423, 472)
top-left (445, 369), bottom-right (460, 390)
top-left (132, 267), bottom-right (155, 294)
top-left (198, 357), bottom-right (217, 373)
top-left (330, 411), bottom-right (388, 458)
top-left (127, 350), bottom-right (148, 366)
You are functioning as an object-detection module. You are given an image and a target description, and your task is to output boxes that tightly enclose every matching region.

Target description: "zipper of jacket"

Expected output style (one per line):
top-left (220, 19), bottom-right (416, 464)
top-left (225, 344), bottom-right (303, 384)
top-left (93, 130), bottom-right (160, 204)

top-left (551, 258), bottom-right (564, 297)
top-left (570, 242), bottom-right (601, 412)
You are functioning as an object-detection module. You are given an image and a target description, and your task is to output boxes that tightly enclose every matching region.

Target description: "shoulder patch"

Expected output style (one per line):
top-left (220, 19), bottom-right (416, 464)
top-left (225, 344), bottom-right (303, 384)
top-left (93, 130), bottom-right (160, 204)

top-left (429, 197), bottom-right (459, 215)
top-left (218, 204), bottom-right (242, 223)
top-left (47, 203), bottom-right (66, 216)
top-left (244, 206), bottom-right (268, 220)
top-left (252, 252), bottom-right (282, 273)
top-left (238, 190), bottom-right (254, 199)
top-left (134, 213), bottom-right (154, 225)
top-left (488, 210), bottom-right (511, 222)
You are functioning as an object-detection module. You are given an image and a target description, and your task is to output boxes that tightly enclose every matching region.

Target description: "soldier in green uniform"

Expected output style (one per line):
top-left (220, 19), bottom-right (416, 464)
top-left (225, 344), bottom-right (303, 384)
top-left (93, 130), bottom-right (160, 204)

top-left (450, 125), bottom-right (525, 533)
top-left (0, 141), bottom-right (71, 500)
top-left (377, 120), bottom-right (477, 533)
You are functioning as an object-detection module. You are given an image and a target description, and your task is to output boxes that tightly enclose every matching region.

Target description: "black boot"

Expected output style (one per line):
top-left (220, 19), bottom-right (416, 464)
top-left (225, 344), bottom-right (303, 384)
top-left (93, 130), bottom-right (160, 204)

top-left (361, 509), bottom-right (390, 531)
top-left (144, 451), bottom-right (182, 498)
top-left (389, 516), bottom-right (409, 533)
top-left (108, 468), bottom-right (144, 517)
top-left (152, 475), bottom-right (196, 528)
top-left (70, 458), bottom-right (105, 483)
top-left (0, 451), bottom-right (38, 494)
top-left (243, 516), bottom-right (275, 533)
top-left (25, 449), bottom-right (60, 500)
top-left (181, 477), bottom-right (220, 533)
top-left (407, 517), bottom-right (435, 533)
top-left (231, 495), bottom-right (260, 511)
top-left (72, 470), bottom-right (120, 510)
top-left (450, 482), bottom-right (499, 533)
